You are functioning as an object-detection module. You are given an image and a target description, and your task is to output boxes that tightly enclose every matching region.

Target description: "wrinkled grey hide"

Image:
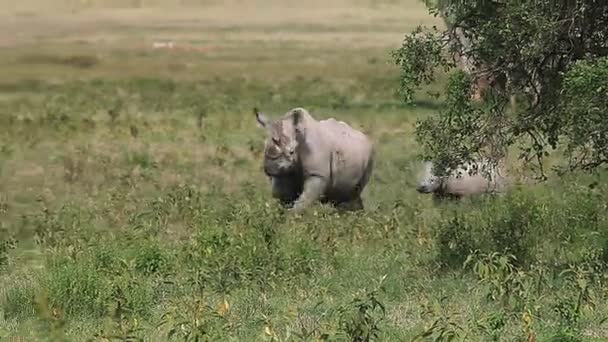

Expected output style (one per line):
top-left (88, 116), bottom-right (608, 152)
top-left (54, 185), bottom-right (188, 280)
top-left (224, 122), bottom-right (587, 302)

top-left (254, 107), bottom-right (375, 213)
top-left (416, 159), bottom-right (509, 200)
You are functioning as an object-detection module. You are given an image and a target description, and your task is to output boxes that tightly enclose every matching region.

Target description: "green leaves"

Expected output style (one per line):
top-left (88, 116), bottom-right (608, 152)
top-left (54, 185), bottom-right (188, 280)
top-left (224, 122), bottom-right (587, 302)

top-left (415, 70), bottom-right (487, 176)
top-left (559, 57), bottom-right (608, 171)
top-left (397, 0), bottom-right (608, 176)
top-left (337, 275), bottom-right (387, 342)
top-left (157, 296), bottom-right (230, 342)
top-left (391, 26), bottom-right (451, 105)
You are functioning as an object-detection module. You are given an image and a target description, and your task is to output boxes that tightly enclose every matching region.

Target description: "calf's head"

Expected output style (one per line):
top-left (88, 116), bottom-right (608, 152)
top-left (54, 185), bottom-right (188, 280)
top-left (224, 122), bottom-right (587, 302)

top-left (254, 108), bottom-right (301, 177)
top-left (416, 161), bottom-right (443, 193)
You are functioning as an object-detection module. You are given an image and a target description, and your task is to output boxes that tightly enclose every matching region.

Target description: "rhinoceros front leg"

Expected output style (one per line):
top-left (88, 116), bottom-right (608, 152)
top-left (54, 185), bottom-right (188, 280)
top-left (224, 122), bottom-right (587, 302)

top-left (271, 176), bottom-right (301, 208)
top-left (291, 176), bottom-right (327, 214)
top-left (337, 196), bottom-right (364, 212)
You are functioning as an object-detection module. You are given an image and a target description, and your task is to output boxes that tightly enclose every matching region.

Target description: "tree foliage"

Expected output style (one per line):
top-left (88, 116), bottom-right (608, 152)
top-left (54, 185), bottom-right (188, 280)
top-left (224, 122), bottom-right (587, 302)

top-left (393, 0), bottom-right (608, 178)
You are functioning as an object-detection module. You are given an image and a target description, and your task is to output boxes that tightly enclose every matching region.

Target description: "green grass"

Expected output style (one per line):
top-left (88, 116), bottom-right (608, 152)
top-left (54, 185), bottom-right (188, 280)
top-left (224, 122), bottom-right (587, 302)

top-left (1, 1), bottom-right (608, 341)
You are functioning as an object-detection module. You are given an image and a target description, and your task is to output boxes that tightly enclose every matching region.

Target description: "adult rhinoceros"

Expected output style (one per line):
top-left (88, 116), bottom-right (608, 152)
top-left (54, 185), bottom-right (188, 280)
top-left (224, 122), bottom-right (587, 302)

top-left (254, 107), bottom-right (374, 213)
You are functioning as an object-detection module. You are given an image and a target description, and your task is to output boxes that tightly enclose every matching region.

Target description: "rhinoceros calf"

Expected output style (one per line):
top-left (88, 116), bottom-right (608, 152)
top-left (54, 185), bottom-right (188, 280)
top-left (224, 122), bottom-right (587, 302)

top-left (416, 159), bottom-right (509, 199)
top-left (254, 107), bottom-right (374, 213)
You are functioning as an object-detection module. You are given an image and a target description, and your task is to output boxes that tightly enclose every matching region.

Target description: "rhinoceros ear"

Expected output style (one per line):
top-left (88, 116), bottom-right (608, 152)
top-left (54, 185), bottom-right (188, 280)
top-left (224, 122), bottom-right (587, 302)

top-left (290, 108), bottom-right (308, 126)
top-left (291, 108), bottom-right (307, 144)
top-left (254, 107), bottom-right (269, 129)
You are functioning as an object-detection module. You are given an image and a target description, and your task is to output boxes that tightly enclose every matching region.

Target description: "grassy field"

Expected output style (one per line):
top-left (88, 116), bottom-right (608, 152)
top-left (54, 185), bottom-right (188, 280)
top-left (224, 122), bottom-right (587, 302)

top-left (1, 1), bottom-right (608, 341)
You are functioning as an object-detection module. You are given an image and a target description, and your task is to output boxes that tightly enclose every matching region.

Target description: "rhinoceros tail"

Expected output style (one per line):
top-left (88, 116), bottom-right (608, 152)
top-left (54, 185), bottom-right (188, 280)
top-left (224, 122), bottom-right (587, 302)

top-left (355, 153), bottom-right (374, 196)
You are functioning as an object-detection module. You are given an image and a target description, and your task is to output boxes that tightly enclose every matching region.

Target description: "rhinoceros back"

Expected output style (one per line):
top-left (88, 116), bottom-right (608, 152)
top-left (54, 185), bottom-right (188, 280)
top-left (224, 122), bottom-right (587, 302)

top-left (318, 118), bottom-right (374, 200)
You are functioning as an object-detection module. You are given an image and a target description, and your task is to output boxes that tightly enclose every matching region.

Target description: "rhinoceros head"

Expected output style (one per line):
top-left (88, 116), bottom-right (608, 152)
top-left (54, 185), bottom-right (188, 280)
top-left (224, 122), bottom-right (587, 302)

top-left (254, 107), bottom-right (303, 177)
top-left (416, 161), bottom-right (443, 193)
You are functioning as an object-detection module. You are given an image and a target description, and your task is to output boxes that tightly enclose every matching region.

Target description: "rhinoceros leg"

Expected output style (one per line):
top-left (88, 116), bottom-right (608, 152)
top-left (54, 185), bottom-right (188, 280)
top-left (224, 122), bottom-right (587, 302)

top-left (271, 176), bottom-right (302, 208)
top-left (336, 196), bottom-right (364, 212)
top-left (352, 196), bottom-right (364, 210)
top-left (432, 191), bottom-right (461, 204)
top-left (291, 176), bottom-right (327, 213)
top-left (342, 159), bottom-right (372, 212)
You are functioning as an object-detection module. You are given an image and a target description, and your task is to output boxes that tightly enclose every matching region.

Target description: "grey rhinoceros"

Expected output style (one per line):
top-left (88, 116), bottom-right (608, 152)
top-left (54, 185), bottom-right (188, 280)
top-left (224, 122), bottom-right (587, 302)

top-left (254, 107), bottom-right (375, 213)
top-left (416, 158), bottom-right (509, 200)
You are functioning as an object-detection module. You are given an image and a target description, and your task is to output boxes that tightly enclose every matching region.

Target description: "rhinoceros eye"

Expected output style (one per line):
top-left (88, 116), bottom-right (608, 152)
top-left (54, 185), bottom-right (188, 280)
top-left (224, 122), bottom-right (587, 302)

top-left (271, 137), bottom-right (281, 145)
top-left (265, 144), bottom-right (280, 158)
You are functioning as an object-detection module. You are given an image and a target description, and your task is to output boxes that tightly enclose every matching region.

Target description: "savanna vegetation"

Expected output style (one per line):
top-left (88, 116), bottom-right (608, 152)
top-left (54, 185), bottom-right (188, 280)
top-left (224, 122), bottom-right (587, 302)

top-left (1, 1), bottom-right (607, 341)
top-left (394, 0), bottom-right (608, 178)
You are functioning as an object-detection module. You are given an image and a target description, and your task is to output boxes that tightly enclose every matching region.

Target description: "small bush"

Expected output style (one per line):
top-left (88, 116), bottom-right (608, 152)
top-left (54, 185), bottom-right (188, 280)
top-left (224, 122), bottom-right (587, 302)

top-left (337, 275), bottom-right (387, 342)
top-left (92, 244), bottom-right (120, 274)
top-left (435, 213), bottom-right (476, 269)
top-left (108, 276), bottom-right (154, 318)
top-left (134, 243), bottom-right (170, 276)
top-left (432, 187), bottom-right (606, 269)
top-left (45, 258), bottom-right (110, 318)
top-left (179, 195), bottom-right (331, 293)
top-left (2, 277), bottom-right (38, 320)
top-left (559, 57), bottom-right (608, 170)
top-left (158, 296), bottom-right (231, 341)
top-left (0, 234), bottom-right (15, 271)
top-left (484, 194), bottom-right (540, 265)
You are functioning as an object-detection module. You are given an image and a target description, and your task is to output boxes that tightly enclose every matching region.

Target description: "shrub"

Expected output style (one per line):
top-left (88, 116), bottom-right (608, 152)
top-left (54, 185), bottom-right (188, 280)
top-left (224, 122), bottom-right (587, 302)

top-left (0, 234), bottom-right (14, 271)
top-left (134, 243), bottom-right (170, 276)
top-left (107, 275), bottom-right (154, 318)
top-left (435, 213), bottom-right (477, 269)
top-left (483, 194), bottom-right (541, 265)
top-left (337, 276), bottom-right (387, 342)
top-left (45, 257), bottom-right (110, 318)
top-left (432, 185), bottom-right (607, 270)
top-left (2, 276), bottom-right (38, 320)
top-left (559, 57), bottom-right (608, 171)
